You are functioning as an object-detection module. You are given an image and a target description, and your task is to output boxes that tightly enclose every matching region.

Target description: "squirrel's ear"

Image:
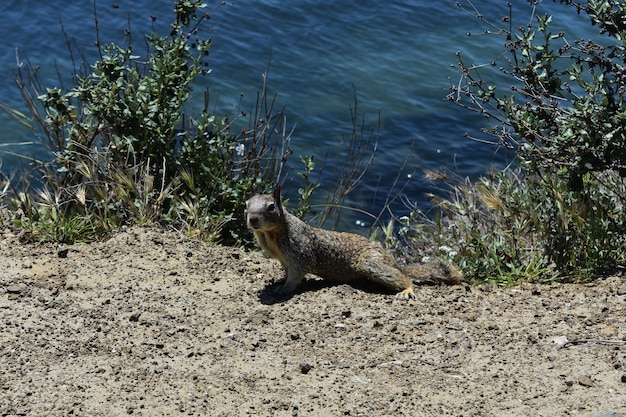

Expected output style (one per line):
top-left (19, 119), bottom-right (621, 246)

top-left (272, 184), bottom-right (284, 212)
top-left (273, 184), bottom-right (282, 200)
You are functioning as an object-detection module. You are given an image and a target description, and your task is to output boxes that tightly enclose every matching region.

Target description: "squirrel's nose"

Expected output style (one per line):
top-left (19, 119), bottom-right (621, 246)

top-left (248, 216), bottom-right (260, 228)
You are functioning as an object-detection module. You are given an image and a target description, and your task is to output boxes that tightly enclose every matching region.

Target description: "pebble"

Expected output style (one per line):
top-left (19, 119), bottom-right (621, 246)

top-left (299, 362), bottom-right (312, 374)
top-left (423, 332), bottom-right (442, 343)
top-left (578, 375), bottom-right (594, 387)
top-left (249, 310), bottom-right (271, 326)
top-left (6, 285), bottom-right (22, 294)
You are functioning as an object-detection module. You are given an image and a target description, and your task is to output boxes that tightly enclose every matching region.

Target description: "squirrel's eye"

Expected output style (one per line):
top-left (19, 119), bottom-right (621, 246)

top-left (267, 203), bottom-right (275, 212)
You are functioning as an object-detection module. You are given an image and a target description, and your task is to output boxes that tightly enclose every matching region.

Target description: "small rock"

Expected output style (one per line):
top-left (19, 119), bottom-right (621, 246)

top-left (249, 310), bottom-right (271, 326)
top-left (423, 332), bottom-right (442, 343)
top-left (621, 374), bottom-right (626, 383)
top-left (7, 285), bottom-right (22, 294)
top-left (299, 362), bottom-right (312, 374)
top-left (460, 336), bottom-right (472, 349)
top-left (578, 375), bottom-right (594, 387)
top-left (57, 247), bottom-right (69, 258)
top-left (553, 336), bottom-right (569, 347)
top-left (129, 312), bottom-right (141, 322)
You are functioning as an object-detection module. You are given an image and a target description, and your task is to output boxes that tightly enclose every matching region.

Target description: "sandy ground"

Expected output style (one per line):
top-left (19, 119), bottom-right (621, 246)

top-left (1, 226), bottom-right (625, 416)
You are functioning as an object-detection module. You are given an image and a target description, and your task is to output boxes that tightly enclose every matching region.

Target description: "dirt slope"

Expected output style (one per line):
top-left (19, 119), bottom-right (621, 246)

top-left (1, 226), bottom-right (625, 416)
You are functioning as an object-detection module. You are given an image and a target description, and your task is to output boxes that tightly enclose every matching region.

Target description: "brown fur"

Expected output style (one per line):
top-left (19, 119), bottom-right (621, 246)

top-left (245, 186), bottom-right (462, 299)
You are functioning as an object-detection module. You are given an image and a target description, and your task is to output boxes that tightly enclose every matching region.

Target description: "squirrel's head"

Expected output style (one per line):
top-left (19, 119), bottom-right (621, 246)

top-left (245, 185), bottom-right (285, 232)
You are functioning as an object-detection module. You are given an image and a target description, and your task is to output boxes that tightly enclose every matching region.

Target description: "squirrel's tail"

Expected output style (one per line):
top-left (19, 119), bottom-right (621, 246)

top-left (404, 260), bottom-right (464, 285)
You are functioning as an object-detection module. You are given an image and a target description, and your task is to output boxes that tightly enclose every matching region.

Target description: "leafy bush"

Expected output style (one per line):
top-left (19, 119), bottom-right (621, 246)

top-left (1, 1), bottom-right (384, 247)
top-left (425, 0), bottom-right (626, 282)
top-left (370, 1), bottom-right (626, 282)
top-left (413, 168), bottom-right (625, 284)
top-left (2, 1), bottom-right (291, 244)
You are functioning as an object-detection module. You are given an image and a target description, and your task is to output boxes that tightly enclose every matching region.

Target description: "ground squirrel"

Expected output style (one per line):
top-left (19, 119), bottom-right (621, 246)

top-left (245, 186), bottom-right (463, 299)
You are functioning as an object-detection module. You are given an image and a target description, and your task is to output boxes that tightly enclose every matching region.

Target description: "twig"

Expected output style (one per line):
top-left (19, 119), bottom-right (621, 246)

top-left (563, 338), bottom-right (626, 348)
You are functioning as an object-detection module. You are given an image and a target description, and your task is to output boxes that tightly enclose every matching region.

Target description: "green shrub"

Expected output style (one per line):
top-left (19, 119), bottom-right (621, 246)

top-left (3, 1), bottom-right (290, 244)
top-left (424, 0), bottom-right (626, 282)
top-left (415, 168), bottom-right (626, 284)
top-left (1, 1), bottom-right (384, 246)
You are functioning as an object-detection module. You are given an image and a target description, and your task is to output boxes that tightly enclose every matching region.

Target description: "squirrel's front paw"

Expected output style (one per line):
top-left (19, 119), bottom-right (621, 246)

top-left (395, 287), bottom-right (415, 300)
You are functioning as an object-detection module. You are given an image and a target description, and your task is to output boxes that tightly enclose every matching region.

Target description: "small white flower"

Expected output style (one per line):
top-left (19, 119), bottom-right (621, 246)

top-left (235, 143), bottom-right (245, 156)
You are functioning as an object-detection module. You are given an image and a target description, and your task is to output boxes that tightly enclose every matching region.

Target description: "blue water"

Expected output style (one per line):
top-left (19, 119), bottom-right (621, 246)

top-left (0, 1), bottom-right (597, 230)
